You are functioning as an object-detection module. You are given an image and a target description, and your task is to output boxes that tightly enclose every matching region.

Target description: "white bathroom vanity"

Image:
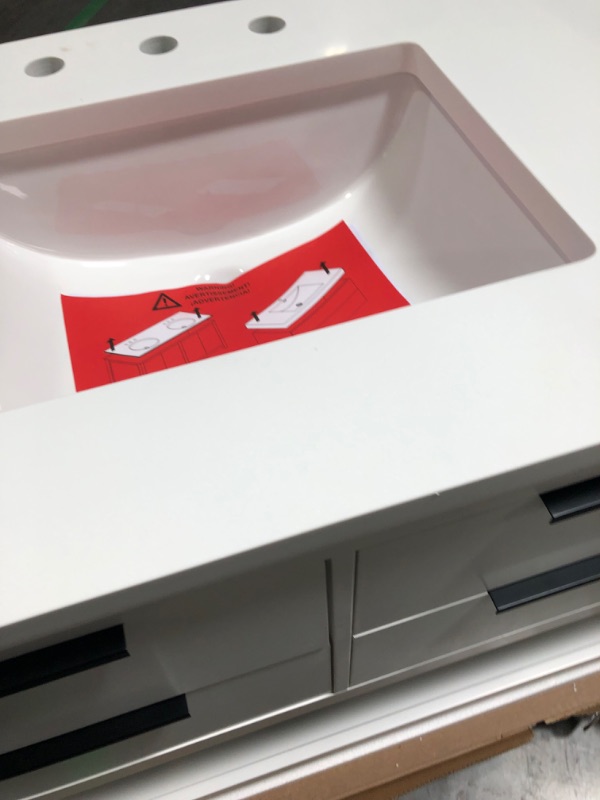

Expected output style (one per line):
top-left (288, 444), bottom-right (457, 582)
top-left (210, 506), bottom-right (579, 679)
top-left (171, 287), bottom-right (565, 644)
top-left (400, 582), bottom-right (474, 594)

top-left (1, 1), bottom-right (599, 797)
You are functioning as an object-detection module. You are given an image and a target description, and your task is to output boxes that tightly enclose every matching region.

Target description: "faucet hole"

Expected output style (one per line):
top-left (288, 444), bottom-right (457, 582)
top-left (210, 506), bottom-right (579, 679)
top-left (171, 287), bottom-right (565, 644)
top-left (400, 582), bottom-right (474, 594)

top-left (139, 35), bottom-right (178, 55)
top-left (25, 56), bottom-right (65, 77)
top-left (249, 16), bottom-right (286, 34)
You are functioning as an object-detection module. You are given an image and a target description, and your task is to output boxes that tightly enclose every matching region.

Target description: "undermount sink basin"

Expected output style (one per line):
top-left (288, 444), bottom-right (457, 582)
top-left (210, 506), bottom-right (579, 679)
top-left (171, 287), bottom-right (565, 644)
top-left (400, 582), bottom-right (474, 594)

top-left (0, 42), bottom-right (593, 412)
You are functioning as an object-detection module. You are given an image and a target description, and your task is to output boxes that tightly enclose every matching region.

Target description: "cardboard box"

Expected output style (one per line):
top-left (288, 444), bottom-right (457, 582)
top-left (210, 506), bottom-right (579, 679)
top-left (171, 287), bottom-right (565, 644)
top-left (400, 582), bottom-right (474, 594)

top-left (205, 658), bottom-right (600, 800)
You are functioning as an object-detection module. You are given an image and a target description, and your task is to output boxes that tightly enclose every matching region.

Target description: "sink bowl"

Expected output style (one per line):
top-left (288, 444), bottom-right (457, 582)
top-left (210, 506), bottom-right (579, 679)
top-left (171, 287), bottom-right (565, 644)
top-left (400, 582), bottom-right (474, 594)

top-left (0, 35), bottom-right (593, 412)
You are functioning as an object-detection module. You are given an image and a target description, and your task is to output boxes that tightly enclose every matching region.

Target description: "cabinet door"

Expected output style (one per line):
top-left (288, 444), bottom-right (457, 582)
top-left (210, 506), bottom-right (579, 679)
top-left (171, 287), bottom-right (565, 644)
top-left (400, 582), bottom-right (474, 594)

top-left (1, 558), bottom-right (331, 756)
top-left (351, 574), bottom-right (600, 685)
top-left (351, 474), bottom-right (600, 685)
top-left (1, 649), bottom-right (332, 799)
top-left (354, 482), bottom-right (600, 634)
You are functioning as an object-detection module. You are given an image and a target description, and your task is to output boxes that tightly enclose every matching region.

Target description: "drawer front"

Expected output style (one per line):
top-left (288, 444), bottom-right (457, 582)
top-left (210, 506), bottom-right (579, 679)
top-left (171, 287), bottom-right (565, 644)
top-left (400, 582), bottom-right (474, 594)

top-left (1, 558), bottom-right (330, 754)
top-left (2, 646), bottom-right (331, 799)
top-left (0, 695), bottom-right (191, 783)
top-left (354, 481), bottom-right (600, 634)
top-left (125, 556), bottom-right (329, 692)
top-left (351, 576), bottom-right (600, 686)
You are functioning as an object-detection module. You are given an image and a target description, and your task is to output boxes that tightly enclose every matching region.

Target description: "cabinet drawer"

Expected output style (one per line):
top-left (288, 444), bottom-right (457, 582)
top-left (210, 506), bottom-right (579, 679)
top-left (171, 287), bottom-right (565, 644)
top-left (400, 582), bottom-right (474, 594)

top-left (351, 570), bottom-right (600, 685)
top-left (1, 558), bottom-right (330, 755)
top-left (2, 647), bottom-right (331, 798)
top-left (354, 480), bottom-right (600, 634)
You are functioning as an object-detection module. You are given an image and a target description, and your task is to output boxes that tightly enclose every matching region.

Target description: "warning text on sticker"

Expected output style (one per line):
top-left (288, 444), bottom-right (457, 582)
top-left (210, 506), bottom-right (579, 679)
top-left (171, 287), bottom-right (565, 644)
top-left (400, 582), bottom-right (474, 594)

top-left (186, 282), bottom-right (251, 305)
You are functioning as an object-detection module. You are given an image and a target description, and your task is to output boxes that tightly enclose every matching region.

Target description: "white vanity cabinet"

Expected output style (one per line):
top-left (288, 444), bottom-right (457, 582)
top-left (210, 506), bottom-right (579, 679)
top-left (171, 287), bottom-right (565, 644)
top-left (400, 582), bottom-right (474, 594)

top-left (1, 0), bottom-right (600, 797)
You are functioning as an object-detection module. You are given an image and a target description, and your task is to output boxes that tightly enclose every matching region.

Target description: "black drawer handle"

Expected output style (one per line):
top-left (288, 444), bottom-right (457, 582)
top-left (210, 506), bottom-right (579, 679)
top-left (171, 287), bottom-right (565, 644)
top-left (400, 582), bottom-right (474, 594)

top-left (540, 475), bottom-right (600, 522)
top-left (0, 694), bottom-right (189, 781)
top-left (0, 625), bottom-right (128, 698)
top-left (489, 553), bottom-right (600, 612)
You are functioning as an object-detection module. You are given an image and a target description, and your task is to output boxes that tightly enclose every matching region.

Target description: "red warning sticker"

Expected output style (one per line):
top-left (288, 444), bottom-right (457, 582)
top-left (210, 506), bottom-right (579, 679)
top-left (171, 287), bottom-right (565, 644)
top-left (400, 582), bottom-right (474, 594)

top-left (61, 222), bottom-right (409, 392)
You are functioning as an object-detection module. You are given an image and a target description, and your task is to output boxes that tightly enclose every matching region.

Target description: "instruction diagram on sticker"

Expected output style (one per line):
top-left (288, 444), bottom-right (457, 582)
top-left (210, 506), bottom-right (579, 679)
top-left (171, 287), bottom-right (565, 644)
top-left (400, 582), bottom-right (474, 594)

top-left (61, 222), bottom-right (410, 392)
top-left (245, 266), bottom-right (367, 343)
top-left (104, 311), bottom-right (226, 383)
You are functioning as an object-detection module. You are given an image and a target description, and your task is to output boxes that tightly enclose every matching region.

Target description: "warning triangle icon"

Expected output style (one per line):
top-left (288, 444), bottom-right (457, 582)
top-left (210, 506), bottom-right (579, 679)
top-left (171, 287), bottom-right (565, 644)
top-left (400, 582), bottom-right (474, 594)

top-left (152, 293), bottom-right (181, 311)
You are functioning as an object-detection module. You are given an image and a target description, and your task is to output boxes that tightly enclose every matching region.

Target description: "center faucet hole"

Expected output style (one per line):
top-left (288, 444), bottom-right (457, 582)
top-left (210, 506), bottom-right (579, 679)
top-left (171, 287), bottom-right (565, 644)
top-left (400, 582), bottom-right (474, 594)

top-left (249, 16), bottom-right (286, 34)
top-left (139, 35), bottom-right (178, 55)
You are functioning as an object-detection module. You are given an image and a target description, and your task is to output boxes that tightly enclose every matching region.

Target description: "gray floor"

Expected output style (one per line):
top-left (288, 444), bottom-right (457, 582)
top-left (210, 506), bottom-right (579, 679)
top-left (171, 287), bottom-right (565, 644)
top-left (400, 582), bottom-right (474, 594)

top-left (403, 722), bottom-right (600, 800)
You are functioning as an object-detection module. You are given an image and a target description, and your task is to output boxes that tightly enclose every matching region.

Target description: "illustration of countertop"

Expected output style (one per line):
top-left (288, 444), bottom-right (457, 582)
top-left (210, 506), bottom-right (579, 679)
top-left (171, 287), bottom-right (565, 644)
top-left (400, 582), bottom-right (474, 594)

top-left (104, 311), bottom-right (225, 383)
top-left (246, 267), bottom-right (365, 342)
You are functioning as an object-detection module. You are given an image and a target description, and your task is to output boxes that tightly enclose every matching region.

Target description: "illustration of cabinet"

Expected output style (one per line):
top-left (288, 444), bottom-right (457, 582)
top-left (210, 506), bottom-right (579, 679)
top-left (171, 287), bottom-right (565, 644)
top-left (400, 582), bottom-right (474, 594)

top-left (104, 312), bottom-right (225, 383)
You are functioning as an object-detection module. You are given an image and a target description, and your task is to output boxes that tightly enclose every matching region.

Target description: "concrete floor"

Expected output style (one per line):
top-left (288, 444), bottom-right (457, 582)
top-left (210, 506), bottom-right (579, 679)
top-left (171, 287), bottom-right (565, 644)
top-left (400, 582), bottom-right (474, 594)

top-left (403, 722), bottom-right (600, 800)
top-left (1, 2), bottom-right (600, 798)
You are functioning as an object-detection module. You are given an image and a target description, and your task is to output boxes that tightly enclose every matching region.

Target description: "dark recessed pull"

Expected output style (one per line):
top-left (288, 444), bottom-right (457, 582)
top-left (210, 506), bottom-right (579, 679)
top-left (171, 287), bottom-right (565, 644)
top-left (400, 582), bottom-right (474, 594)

top-left (0, 625), bottom-right (128, 699)
top-left (489, 553), bottom-right (600, 612)
top-left (540, 475), bottom-right (600, 522)
top-left (0, 694), bottom-right (189, 781)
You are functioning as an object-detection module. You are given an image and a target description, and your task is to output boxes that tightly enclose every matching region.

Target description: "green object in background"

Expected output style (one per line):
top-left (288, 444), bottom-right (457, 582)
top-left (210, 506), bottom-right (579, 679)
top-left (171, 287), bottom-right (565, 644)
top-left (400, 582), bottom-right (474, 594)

top-left (65, 0), bottom-right (110, 29)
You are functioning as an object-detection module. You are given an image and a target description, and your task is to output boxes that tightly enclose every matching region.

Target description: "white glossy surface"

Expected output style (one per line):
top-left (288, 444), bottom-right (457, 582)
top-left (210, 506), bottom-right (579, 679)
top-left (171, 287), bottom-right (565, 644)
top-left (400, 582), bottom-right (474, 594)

top-left (0, 54), bottom-right (589, 412)
top-left (0, 0), bottom-right (599, 696)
